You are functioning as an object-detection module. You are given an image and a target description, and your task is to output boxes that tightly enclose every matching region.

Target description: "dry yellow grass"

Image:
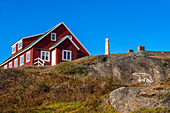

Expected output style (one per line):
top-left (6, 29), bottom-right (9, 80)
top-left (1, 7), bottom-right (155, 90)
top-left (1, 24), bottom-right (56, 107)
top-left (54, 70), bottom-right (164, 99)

top-left (152, 56), bottom-right (170, 63)
top-left (72, 55), bottom-right (99, 65)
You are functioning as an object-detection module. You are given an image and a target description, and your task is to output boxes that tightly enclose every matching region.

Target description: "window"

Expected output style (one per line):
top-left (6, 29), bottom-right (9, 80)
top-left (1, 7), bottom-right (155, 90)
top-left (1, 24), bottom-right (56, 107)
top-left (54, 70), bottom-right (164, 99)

top-left (18, 41), bottom-right (22, 50)
top-left (4, 65), bottom-right (7, 69)
top-left (41, 51), bottom-right (50, 62)
top-left (26, 51), bottom-right (30, 62)
top-left (51, 33), bottom-right (56, 41)
top-left (12, 45), bottom-right (16, 54)
top-left (62, 50), bottom-right (72, 61)
top-left (14, 59), bottom-right (18, 67)
top-left (20, 55), bottom-right (24, 66)
top-left (9, 62), bottom-right (12, 68)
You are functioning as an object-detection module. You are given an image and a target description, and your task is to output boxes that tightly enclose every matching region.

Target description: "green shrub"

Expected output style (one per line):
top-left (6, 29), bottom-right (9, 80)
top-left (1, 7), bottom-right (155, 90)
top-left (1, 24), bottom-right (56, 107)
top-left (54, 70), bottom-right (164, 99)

top-left (106, 105), bottom-right (115, 113)
top-left (132, 83), bottom-right (141, 86)
top-left (55, 62), bottom-right (87, 75)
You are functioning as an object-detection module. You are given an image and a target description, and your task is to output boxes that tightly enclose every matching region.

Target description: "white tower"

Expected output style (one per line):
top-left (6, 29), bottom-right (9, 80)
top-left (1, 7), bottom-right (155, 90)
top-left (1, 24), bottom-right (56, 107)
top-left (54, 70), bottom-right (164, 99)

top-left (105, 38), bottom-right (110, 55)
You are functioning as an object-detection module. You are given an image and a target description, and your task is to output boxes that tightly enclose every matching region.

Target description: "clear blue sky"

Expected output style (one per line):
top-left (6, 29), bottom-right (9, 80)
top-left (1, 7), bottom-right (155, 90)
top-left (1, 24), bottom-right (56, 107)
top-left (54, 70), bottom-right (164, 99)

top-left (0, 0), bottom-right (170, 63)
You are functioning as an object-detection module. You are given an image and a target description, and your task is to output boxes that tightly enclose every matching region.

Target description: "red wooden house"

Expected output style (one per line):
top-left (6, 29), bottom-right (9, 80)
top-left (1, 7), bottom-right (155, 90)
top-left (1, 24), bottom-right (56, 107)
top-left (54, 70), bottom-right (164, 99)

top-left (0, 22), bottom-right (90, 69)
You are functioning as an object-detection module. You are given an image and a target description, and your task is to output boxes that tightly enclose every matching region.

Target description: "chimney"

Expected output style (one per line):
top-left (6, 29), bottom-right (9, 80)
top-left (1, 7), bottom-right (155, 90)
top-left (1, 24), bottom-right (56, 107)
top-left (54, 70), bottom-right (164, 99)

top-left (105, 38), bottom-right (110, 55)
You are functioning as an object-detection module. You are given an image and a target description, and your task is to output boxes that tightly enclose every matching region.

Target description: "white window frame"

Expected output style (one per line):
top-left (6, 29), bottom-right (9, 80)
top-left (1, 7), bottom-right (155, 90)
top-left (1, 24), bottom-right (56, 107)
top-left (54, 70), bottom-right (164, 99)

top-left (12, 45), bottom-right (16, 54)
top-left (51, 33), bottom-right (56, 41)
top-left (20, 55), bottom-right (24, 66)
top-left (26, 51), bottom-right (30, 63)
top-left (14, 58), bottom-right (18, 67)
top-left (62, 50), bottom-right (72, 61)
top-left (9, 62), bottom-right (12, 68)
top-left (18, 40), bottom-right (22, 50)
top-left (4, 65), bottom-right (7, 69)
top-left (41, 51), bottom-right (50, 62)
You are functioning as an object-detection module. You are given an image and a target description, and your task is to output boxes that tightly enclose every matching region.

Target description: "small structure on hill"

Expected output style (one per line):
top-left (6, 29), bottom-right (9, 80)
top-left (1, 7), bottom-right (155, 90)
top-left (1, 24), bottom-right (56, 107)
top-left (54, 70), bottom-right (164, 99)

top-left (126, 49), bottom-right (134, 53)
top-left (137, 46), bottom-right (145, 52)
top-left (105, 38), bottom-right (110, 55)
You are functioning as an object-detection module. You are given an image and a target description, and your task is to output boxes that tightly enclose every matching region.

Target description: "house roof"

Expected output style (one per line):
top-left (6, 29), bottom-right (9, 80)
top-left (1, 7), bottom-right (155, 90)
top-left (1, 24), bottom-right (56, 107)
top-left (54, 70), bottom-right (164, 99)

top-left (49, 35), bottom-right (80, 50)
top-left (0, 22), bottom-right (90, 67)
top-left (11, 33), bottom-right (44, 47)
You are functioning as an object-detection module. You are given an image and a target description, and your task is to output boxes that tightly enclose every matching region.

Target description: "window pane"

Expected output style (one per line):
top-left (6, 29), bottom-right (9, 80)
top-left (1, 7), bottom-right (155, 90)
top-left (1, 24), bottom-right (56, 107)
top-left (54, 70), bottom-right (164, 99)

top-left (15, 59), bottom-right (18, 67)
top-left (19, 42), bottom-right (22, 49)
top-left (12, 46), bottom-right (16, 53)
top-left (46, 52), bottom-right (49, 60)
top-left (51, 33), bottom-right (56, 41)
top-left (28, 53), bottom-right (30, 60)
top-left (64, 51), bottom-right (66, 59)
top-left (9, 62), bottom-right (12, 68)
top-left (67, 52), bottom-right (70, 60)
top-left (27, 52), bottom-right (30, 61)
top-left (20, 56), bottom-right (23, 65)
top-left (42, 52), bottom-right (45, 60)
top-left (52, 35), bottom-right (55, 40)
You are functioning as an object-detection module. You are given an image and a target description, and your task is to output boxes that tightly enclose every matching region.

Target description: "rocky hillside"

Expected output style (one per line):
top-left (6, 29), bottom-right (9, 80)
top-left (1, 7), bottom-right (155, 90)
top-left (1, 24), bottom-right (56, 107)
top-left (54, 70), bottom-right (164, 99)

top-left (0, 53), bottom-right (170, 113)
top-left (75, 52), bottom-right (170, 84)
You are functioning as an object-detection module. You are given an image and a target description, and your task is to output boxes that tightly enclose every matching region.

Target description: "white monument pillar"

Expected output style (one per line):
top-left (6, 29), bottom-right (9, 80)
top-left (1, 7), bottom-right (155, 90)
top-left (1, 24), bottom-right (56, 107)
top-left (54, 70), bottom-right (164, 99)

top-left (105, 38), bottom-right (110, 55)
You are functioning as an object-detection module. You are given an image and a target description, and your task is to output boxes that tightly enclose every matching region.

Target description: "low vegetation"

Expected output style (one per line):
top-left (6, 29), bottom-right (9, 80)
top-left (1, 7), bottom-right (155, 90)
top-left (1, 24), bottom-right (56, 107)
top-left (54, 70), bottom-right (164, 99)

top-left (72, 55), bottom-right (98, 65)
top-left (0, 56), bottom-right (169, 112)
top-left (0, 63), bottom-right (121, 112)
top-left (54, 62), bottom-right (87, 75)
top-left (153, 56), bottom-right (170, 64)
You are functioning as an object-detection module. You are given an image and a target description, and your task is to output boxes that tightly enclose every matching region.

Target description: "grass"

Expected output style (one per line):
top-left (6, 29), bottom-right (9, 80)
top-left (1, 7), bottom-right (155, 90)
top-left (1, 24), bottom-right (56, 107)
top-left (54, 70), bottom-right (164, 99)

top-left (72, 55), bottom-right (98, 65)
top-left (0, 65), bottom-right (122, 112)
top-left (54, 62), bottom-right (87, 75)
top-left (0, 55), bottom-right (169, 112)
top-left (153, 56), bottom-right (170, 63)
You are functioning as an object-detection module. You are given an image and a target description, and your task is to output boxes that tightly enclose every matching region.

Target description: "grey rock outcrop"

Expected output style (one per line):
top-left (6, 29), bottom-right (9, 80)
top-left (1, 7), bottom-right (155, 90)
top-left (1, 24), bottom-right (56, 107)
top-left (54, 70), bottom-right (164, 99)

top-left (105, 87), bottom-right (170, 113)
top-left (90, 54), bottom-right (169, 84)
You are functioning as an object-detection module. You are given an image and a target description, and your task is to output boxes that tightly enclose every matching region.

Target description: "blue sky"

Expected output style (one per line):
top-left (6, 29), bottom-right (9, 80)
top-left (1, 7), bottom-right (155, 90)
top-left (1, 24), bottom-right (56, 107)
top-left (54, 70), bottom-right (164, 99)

top-left (0, 0), bottom-right (170, 63)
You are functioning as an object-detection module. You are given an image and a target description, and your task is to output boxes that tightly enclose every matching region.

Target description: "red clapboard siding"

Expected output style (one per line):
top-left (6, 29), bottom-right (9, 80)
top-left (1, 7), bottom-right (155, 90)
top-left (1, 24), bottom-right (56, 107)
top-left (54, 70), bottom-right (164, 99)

top-left (1, 22), bottom-right (90, 69)
top-left (56, 38), bottom-right (78, 64)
